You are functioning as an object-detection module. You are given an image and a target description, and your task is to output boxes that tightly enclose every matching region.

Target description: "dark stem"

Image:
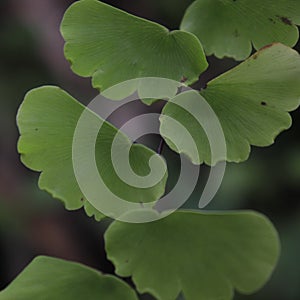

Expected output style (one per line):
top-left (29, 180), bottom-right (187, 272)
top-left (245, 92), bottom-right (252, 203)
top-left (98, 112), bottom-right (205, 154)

top-left (157, 138), bottom-right (165, 155)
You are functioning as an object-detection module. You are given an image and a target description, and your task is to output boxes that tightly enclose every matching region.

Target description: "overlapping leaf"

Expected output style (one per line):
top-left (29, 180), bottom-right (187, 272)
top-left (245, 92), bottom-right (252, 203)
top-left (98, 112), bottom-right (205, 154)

top-left (181, 0), bottom-right (300, 60)
top-left (160, 44), bottom-right (300, 164)
top-left (61, 0), bottom-right (208, 91)
top-left (105, 210), bottom-right (280, 300)
top-left (0, 256), bottom-right (138, 300)
top-left (17, 86), bottom-right (167, 220)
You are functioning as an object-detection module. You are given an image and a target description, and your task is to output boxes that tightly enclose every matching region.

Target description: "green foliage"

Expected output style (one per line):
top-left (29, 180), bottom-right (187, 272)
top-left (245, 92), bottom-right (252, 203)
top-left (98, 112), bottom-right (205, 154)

top-left (17, 86), bottom-right (167, 220)
top-left (105, 210), bottom-right (280, 300)
top-left (181, 0), bottom-right (300, 60)
top-left (0, 256), bottom-right (138, 300)
top-left (11, 0), bottom-right (300, 299)
top-left (160, 44), bottom-right (300, 164)
top-left (61, 0), bottom-right (208, 90)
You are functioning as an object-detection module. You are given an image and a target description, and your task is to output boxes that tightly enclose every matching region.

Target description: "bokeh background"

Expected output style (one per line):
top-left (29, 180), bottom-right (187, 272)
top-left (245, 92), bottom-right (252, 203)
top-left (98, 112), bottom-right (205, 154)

top-left (0, 0), bottom-right (299, 299)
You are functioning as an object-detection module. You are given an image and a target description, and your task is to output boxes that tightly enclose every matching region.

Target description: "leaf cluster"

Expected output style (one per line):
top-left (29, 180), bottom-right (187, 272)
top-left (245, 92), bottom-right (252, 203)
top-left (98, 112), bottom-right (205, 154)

top-left (3, 1), bottom-right (300, 299)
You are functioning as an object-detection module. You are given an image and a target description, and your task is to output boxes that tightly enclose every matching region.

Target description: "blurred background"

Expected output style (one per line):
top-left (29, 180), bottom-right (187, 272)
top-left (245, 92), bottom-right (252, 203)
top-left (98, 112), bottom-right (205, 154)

top-left (0, 0), bottom-right (299, 299)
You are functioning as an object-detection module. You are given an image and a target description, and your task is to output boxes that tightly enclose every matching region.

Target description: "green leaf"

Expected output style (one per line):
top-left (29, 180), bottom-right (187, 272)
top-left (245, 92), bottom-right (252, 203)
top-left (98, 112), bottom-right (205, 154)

top-left (160, 44), bottom-right (300, 164)
top-left (105, 210), bottom-right (280, 300)
top-left (17, 86), bottom-right (167, 220)
top-left (0, 256), bottom-right (138, 300)
top-left (61, 0), bottom-right (208, 90)
top-left (181, 0), bottom-right (300, 60)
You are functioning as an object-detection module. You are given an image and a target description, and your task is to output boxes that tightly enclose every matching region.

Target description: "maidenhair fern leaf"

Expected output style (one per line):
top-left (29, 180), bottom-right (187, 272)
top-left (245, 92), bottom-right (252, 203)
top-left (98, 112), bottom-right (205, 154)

top-left (17, 86), bottom-right (167, 221)
top-left (61, 0), bottom-right (208, 91)
top-left (181, 0), bottom-right (300, 60)
top-left (0, 256), bottom-right (138, 300)
top-left (105, 210), bottom-right (280, 300)
top-left (160, 44), bottom-right (300, 164)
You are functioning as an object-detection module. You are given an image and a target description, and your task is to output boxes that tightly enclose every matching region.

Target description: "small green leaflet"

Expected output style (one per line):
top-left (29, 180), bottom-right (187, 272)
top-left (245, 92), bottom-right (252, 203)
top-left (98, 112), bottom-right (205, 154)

top-left (17, 86), bottom-right (167, 221)
top-left (160, 44), bottom-right (300, 164)
top-left (105, 210), bottom-right (280, 300)
top-left (0, 256), bottom-right (138, 300)
top-left (61, 0), bottom-right (208, 91)
top-left (181, 0), bottom-right (300, 60)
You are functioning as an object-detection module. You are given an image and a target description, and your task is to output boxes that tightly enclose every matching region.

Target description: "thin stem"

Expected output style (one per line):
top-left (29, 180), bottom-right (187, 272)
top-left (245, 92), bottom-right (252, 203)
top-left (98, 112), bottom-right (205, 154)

top-left (157, 138), bottom-right (165, 155)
